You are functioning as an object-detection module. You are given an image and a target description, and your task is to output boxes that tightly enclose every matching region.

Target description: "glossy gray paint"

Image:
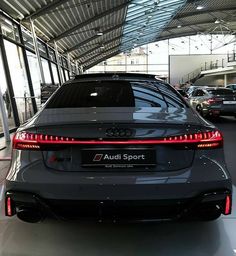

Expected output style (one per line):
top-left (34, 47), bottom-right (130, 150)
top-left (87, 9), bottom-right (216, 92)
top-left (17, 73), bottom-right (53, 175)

top-left (5, 74), bottom-right (232, 220)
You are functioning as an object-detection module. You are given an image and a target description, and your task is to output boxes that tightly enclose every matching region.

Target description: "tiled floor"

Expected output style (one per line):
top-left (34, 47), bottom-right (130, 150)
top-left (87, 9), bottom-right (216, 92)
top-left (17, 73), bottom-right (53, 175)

top-left (0, 117), bottom-right (235, 256)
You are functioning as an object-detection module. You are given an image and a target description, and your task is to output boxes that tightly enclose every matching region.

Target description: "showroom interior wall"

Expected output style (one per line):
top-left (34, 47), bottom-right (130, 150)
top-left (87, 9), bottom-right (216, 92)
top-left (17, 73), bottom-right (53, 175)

top-left (169, 54), bottom-right (227, 85)
top-left (87, 34), bottom-right (236, 80)
top-left (0, 11), bottom-right (77, 138)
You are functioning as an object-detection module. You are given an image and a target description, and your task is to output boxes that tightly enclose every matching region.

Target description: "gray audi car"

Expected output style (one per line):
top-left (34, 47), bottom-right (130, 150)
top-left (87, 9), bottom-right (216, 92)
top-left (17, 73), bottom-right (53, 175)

top-left (189, 87), bottom-right (236, 118)
top-left (4, 73), bottom-right (232, 223)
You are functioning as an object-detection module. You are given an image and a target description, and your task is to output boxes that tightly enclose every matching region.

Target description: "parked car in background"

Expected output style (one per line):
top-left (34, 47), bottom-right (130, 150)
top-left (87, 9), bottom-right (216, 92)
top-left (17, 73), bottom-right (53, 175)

top-left (189, 87), bottom-right (236, 118)
top-left (4, 73), bottom-right (232, 223)
top-left (226, 84), bottom-right (236, 92)
top-left (186, 86), bottom-right (209, 97)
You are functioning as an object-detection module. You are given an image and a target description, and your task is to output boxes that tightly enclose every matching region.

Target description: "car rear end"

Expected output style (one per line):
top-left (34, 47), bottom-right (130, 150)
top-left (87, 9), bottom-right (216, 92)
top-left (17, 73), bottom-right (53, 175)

top-left (201, 88), bottom-right (236, 117)
top-left (4, 74), bottom-right (232, 222)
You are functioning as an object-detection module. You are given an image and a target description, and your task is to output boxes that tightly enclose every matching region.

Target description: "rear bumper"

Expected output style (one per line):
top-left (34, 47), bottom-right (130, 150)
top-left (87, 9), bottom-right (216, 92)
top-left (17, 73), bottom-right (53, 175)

top-left (5, 187), bottom-right (232, 221)
top-left (202, 106), bottom-right (236, 116)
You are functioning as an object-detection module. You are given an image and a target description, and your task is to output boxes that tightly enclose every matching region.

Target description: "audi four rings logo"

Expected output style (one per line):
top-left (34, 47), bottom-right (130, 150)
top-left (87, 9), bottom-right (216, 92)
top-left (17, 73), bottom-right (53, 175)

top-left (106, 128), bottom-right (133, 137)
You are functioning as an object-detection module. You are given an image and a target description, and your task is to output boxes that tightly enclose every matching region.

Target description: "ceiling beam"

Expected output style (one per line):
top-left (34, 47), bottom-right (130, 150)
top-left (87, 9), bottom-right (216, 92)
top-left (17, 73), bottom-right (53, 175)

top-left (81, 44), bottom-right (120, 66)
top-left (64, 23), bottom-right (123, 54)
top-left (49, 1), bottom-right (130, 42)
top-left (23, 0), bottom-right (71, 21)
top-left (84, 50), bottom-right (120, 70)
top-left (157, 31), bottom-right (204, 41)
top-left (75, 35), bottom-right (136, 61)
top-left (167, 19), bottom-right (218, 30)
top-left (74, 35), bottom-right (122, 60)
top-left (176, 6), bottom-right (236, 19)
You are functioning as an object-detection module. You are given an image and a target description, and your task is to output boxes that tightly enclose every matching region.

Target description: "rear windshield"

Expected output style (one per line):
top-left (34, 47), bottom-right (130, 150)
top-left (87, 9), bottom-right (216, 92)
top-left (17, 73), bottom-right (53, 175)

top-left (207, 89), bottom-right (234, 96)
top-left (46, 80), bottom-right (186, 108)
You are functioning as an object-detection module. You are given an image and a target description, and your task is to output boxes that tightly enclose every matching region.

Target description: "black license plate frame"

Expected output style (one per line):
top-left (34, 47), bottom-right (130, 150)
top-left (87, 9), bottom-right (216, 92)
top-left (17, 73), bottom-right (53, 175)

top-left (81, 148), bottom-right (156, 168)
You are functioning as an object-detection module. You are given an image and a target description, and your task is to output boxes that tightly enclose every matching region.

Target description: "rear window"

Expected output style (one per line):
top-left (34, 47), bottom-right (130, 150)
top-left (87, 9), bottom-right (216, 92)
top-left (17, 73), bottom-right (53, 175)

top-left (46, 80), bottom-right (186, 108)
top-left (207, 89), bottom-right (234, 96)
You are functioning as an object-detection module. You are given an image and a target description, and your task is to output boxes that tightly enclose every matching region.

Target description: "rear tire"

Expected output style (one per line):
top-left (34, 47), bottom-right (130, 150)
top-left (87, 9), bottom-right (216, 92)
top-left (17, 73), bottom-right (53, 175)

top-left (196, 105), bottom-right (204, 117)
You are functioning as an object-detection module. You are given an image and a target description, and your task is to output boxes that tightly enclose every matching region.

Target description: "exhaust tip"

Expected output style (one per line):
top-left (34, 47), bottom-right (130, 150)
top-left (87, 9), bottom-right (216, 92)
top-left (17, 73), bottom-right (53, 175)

top-left (17, 208), bottom-right (44, 223)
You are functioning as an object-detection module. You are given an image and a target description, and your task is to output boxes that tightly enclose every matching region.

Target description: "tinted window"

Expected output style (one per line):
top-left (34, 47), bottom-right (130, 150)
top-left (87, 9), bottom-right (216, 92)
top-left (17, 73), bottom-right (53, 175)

top-left (207, 89), bottom-right (234, 96)
top-left (46, 80), bottom-right (186, 108)
top-left (192, 89), bottom-right (205, 97)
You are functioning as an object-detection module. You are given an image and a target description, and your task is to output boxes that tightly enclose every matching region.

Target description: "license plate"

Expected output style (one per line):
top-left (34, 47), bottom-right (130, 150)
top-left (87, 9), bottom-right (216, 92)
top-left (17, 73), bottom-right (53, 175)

top-left (223, 101), bottom-right (236, 104)
top-left (81, 149), bottom-right (156, 168)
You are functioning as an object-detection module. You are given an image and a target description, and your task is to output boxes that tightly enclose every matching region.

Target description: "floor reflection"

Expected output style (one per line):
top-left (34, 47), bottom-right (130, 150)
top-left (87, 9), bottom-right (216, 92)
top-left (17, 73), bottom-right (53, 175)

top-left (0, 215), bottom-right (235, 256)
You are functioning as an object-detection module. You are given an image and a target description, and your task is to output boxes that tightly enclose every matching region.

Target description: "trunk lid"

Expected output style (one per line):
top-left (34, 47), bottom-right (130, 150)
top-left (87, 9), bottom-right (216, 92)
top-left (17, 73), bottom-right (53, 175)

top-left (26, 107), bottom-right (204, 172)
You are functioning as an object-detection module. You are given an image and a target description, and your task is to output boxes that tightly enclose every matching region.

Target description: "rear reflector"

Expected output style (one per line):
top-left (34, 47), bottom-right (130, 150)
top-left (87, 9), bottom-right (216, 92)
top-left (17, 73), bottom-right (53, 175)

top-left (6, 197), bottom-right (13, 216)
top-left (224, 195), bottom-right (231, 215)
top-left (13, 130), bottom-right (223, 150)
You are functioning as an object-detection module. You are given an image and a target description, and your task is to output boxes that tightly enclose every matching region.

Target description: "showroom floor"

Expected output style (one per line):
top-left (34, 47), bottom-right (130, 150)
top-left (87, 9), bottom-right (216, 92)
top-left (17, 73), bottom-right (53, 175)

top-left (0, 117), bottom-right (236, 256)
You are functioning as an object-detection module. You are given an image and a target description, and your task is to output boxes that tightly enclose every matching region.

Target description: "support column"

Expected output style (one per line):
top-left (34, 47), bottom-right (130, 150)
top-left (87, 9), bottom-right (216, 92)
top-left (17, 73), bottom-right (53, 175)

top-left (0, 35), bottom-right (20, 127)
top-left (75, 61), bottom-right (79, 75)
top-left (54, 41), bottom-right (63, 85)
top-left (67, 53), bottom-right (72, 78)
top-left (224, 74), bottom-right (227, 87)
top-left (79, 65), bottom-right (83, 74)
top-left (45, 45), bottom-right (55, 84)
top-left (125, 53), bottom-right (127, 72)
top-left (0, 88), bottom-right (10, 142)
top-left (18, 23), bottom-right (37, 114)
top-left (30, 18), bottom-right (45, 84)
top-left (146, 44), bottom-right (148, 73)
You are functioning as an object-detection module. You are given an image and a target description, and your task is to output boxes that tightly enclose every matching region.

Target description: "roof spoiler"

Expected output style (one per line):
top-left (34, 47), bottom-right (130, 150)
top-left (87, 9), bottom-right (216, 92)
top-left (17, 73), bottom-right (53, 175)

top-left (73, 73), bottom-right (163, 80)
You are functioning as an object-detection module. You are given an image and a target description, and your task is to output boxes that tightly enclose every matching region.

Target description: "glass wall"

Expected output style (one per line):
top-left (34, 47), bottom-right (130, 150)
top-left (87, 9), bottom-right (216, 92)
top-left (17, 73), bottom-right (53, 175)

top-left (26, 51), bottom-right (41, 108)
top-left (0, 13), bottom-right (75, 137)
top-left (4, 40), bottom-right (33, 123)
top-left (0, 49), bottom-right (15, 131)
top-left (51, 63), bottom-right (59, 84)
top-left (41, 58), bottom-right (52, 83)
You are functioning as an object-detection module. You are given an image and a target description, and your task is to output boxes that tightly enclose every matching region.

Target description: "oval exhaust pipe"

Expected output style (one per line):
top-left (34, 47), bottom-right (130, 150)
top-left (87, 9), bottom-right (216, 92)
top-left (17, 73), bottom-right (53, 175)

top-left (17, 208), bottom-right (44, 223)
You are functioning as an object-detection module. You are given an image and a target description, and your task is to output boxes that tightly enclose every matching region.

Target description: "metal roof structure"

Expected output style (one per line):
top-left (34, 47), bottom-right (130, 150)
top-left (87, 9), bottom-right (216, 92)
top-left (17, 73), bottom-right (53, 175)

top-left (0, 0), bottom-right (236, 70)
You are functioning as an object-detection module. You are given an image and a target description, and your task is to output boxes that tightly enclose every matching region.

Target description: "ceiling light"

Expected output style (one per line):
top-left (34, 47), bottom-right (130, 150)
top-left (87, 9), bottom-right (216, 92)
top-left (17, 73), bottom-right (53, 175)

top-left (177, 25), bottom-right (182, 28)
top-left (215, 19), bottom-right (220, 24)
top-left (196, 5), bottom-right (204, 10)
top-left (97, 32), bottom-right (103, 36)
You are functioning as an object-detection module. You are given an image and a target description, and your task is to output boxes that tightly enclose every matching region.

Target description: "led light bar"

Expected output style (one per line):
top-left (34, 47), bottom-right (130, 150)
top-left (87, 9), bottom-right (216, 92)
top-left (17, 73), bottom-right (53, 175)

top-left (13, 130), bottom-right (223, 150)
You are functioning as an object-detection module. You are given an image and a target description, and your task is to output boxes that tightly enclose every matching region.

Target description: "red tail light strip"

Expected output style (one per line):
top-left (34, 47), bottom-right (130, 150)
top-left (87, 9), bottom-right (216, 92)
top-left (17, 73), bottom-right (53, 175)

top-left (6, 197), bottom-right (12, 216)
top-left (13, 130), bottom-right (223, 150)
top-left (207, 98), bottom-right (222, 104)
top-left (224, 195), bottom-right (232, 215)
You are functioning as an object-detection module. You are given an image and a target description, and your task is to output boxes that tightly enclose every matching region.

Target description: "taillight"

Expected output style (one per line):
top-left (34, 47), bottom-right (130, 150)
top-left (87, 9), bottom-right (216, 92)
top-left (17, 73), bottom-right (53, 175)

top-left (13, 130), bottom-right (223, 150)
top-left (206, 98), bottom-right (222, 104)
